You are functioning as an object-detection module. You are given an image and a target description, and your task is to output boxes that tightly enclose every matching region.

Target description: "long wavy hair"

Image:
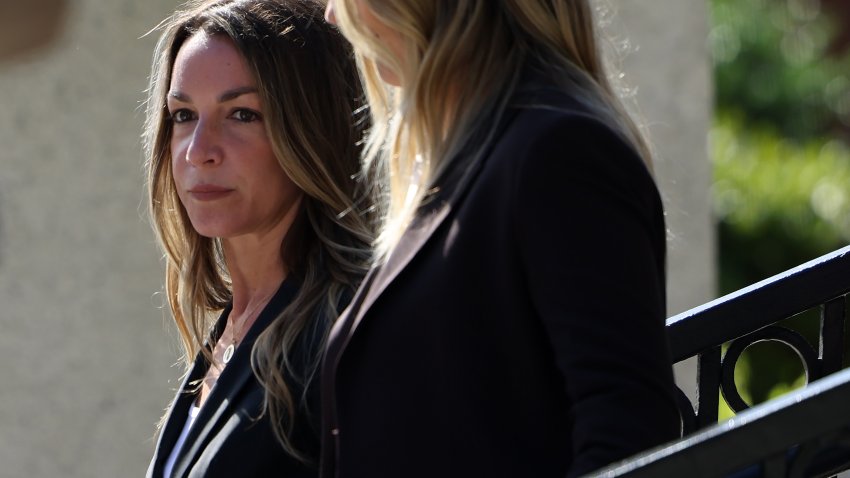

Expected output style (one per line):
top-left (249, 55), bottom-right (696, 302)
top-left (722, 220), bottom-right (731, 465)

top-left (329, 0), bottom-right (650, 261)
top-left (143, 0), bottom-right (373, 461)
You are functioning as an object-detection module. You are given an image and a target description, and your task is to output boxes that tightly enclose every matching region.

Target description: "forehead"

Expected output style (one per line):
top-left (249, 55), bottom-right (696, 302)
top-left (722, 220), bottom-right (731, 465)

top-left (169, 31), bottom-right (256, 94)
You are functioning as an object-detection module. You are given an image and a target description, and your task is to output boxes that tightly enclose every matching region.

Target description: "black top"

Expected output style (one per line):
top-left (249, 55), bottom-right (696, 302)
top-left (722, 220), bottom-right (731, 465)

top-left (321, 87), bottom-right (681, 478)
top-left (148, 278), bottom-right (322, 478)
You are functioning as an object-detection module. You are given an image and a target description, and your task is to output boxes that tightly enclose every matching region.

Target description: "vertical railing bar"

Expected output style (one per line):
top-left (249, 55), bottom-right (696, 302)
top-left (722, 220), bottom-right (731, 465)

top-left (695, 346), bottom-right (721, 429)
top-left (820, 296), bottom-right (846, 378)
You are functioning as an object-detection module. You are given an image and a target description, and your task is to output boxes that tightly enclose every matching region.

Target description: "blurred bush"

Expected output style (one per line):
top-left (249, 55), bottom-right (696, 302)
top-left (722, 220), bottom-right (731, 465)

top-left (712, 0), bottom-right (850, 141)
top-left (710, 0), bottom-right (850, 413)
top-left (714, 115), bottom-right (850, 294)
top-left (713, 116), bottom-right (850, 414)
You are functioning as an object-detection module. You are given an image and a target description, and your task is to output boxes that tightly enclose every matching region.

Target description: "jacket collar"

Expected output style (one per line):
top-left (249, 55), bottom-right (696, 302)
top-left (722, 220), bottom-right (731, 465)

top-left (319, 104), bottom-right (520, 478)
top-left (328, 106), bottom-right (519, 356)
top-left (151, 278), bottom-right (299, 478)
top-left (333, 74), bottom-right (569, 348)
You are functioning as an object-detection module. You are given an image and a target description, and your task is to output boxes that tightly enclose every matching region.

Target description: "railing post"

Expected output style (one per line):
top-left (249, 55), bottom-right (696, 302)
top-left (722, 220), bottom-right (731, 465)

top-left (695, 346), bottom-right (721, 428)
top-left (819, 296), bottom-right (846, 377)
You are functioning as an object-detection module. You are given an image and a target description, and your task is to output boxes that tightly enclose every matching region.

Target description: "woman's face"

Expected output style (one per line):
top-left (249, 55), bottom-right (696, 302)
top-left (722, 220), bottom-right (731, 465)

top-left (325, 0), bottom-right (404, 86)
top-left (168, 32), bottom-right (302, 241)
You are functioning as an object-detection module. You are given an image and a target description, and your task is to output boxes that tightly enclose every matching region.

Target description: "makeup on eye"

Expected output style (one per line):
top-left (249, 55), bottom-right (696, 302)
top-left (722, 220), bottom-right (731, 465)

top-left (229, 108), bottom-right (262, 123)
top-left (166, 86), bottom-right (264, 124)
top-left (169, 108), bottom-right (195, 123)
top-left (166, 106), bottom-right (263, 124)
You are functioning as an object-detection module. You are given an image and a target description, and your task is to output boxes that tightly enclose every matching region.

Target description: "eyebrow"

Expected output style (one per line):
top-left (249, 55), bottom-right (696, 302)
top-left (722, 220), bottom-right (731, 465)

top-left (167, 86), bottom-right (259, 103)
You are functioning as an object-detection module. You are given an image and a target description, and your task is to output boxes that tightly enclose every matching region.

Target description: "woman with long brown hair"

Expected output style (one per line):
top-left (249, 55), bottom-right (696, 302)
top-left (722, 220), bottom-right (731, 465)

top-left (143, 0), bottom-right (373, 476)
top-left (322, 1), bottom-right (680, 476)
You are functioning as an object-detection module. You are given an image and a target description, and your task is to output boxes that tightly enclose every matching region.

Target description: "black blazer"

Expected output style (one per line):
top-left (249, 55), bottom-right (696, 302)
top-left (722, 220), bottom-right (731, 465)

top-left (148, 279), bottom-right (321, 478)
top-left (320, 89), bottom-right (681, 478)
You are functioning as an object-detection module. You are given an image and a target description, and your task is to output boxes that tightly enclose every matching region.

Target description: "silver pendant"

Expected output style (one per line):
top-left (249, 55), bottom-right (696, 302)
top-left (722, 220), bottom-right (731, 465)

top-left (223, 343), bottom-right (235, 364)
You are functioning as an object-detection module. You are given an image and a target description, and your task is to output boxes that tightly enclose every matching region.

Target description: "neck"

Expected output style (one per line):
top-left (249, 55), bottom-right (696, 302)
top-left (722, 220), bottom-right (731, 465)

top-left (228, 254), bottom-right (286, 319)
top-left (223, 198), bottom-right (302, 317)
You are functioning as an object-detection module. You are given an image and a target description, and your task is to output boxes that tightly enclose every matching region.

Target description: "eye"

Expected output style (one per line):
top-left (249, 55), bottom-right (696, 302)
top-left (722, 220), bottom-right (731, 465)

top-left (230, 109), bottom-right (261, 123)
top-left (169, 109), bottom-right (195, 124)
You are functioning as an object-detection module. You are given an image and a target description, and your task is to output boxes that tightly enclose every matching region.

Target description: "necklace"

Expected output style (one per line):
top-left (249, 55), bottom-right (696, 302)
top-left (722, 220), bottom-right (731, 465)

top-left (222, 291), bottom-right (274, 364)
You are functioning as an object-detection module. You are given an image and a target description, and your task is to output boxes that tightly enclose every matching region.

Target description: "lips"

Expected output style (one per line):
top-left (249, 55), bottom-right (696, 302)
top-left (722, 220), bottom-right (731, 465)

top-left (188, 184), bottom-right (234, 201)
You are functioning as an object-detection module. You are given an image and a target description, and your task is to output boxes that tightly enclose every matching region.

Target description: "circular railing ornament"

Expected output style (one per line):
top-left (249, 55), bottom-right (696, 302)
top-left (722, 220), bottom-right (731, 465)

top-left (720, 325), bottom-right (820, 413)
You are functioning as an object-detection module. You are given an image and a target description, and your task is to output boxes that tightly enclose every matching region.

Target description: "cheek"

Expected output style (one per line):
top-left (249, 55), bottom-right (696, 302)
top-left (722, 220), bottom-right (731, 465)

top-left (169, 144), bottom-right (190, 199)
top-left (383, 29), bottom-right (404, 62)
top-left (170, 129), bottom-right (190, 163)
top-left (261, 159), bottom-right (301, 207)
top-left (325, 0), bottom-right (337, 24)
top-left (376, 61), bottom-right (401, 86)
top-left (170, 147), bottom-right (184, 180)
top-left (358, 9), bottom-right (406, 84)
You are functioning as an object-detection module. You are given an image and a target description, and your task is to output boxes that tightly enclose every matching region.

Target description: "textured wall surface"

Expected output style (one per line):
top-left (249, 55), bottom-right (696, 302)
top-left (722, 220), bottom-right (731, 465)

top-left (0, 1), bottom-right (179, 476)
top-left (610, 0), bottom-right (715, 316)
top-left (0, 1), bottom-right (712, 476)
top-left (604, 0), bottom-right (715, 398)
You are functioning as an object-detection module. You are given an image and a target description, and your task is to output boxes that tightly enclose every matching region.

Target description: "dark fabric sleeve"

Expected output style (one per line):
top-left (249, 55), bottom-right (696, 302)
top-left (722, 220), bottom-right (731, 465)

top-left (512, 114), bottom-right (681, 477)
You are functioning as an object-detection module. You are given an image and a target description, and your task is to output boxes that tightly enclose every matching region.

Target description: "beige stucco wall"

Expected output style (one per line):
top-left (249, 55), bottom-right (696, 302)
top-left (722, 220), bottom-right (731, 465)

top-left (0, 1), bottom-right (178, 476)
top-left (611, 0), bottom-right (716, 316)
top-left (605, 0), bottom-right (715, 400)
top-left (0, 0), bottom-right (712, 476)
top-left (609, 0), bottom-right (716, 399)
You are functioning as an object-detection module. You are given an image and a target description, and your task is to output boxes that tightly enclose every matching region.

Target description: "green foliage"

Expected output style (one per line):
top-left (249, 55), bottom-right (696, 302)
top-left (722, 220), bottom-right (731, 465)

top-left (712, 115), bottom-right (850, 409)
top-left (712, 0), bottom-right (850, 140)
top-left (714, 115), bottom-right (850, 293)
top-left (709, 0), bottom-right (850, 415)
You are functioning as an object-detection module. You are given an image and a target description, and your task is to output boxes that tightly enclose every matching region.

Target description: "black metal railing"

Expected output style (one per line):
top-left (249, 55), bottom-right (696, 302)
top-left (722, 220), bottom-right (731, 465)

top-left (670, 245), bottom-right (850, 433)
top-left (586, 244), bottom-right (850, 477)
top-left (590, 367), bottom-right (850, 478)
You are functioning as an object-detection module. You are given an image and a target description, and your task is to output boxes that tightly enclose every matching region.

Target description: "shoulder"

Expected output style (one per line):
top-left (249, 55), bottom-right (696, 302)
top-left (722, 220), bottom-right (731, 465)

top-left (483, 89), bottom-right (665, 244)
top-left (491, 91), bottom-right (657, 201)
top-left (504, 90), bottom-right (643, 165)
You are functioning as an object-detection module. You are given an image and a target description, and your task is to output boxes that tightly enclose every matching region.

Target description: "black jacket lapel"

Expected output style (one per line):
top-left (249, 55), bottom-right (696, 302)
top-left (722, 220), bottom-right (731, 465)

top-left (148, 354), bottom-right (208, 478)
top-left (336, 108), bottom-right (520, 347)
top-left (168, 279), bottom-right (298, 478)
top-left (319, 108), bottom-right (520, 478)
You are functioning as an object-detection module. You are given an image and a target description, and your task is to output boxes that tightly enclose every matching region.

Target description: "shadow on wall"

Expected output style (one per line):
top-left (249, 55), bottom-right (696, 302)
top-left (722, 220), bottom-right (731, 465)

top-left (0, 0), bottom-right (69, 62)
top-left (0, 0), bottom-right (68, 268)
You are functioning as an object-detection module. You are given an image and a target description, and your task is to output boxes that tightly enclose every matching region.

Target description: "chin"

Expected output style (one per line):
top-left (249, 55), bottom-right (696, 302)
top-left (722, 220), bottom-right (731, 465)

top-left (191, 227), bottom-right (225, 239)
top-left (377, 63), bottom-right (401, 87)
top-left (187, 217), bottom-right (231, 239)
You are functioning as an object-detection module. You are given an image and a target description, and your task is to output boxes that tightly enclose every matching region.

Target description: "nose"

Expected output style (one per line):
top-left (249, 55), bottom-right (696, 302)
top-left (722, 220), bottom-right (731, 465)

top-left (184, 119), bottom-right (222, 167)
top-left (324, 0), bottom-right (337, 25)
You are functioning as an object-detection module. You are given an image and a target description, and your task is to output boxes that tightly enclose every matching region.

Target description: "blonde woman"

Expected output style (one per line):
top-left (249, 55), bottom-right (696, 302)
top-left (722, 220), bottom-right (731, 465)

top-left (321, 1), bottom-right (680, 477)
top-left (143, 0), bottom-right (373, 476)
